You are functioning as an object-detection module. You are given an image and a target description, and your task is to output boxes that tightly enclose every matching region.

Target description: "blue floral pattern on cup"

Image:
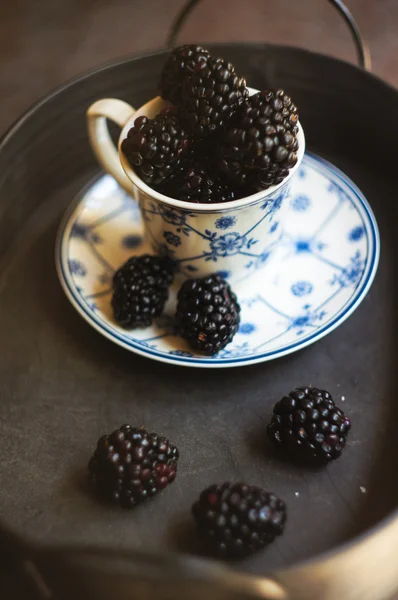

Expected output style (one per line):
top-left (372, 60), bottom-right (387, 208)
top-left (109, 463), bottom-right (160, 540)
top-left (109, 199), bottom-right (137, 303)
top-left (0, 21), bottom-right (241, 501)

top-left (215, 216), bottom-right (237, 230)
top-left (163, 231), bottom-right (181, 247)
top-left (139, 186), bottom-right (290, 282)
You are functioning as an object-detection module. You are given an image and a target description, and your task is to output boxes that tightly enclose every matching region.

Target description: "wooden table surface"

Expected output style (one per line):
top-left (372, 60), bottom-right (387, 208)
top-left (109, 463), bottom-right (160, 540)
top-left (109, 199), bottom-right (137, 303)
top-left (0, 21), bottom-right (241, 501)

top-left (0, 0), bottom-right (397, 598)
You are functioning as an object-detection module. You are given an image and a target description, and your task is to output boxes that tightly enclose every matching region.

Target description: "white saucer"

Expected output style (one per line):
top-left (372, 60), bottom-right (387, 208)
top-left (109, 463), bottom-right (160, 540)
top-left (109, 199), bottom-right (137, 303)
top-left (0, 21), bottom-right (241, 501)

top-left (56, 154), bottom-right (379, 368)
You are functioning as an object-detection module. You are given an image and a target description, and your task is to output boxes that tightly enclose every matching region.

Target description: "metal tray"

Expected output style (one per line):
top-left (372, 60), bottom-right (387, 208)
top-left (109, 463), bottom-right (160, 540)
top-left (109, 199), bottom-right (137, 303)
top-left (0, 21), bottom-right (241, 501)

top-left (0, 5), bottom-right (398, 599)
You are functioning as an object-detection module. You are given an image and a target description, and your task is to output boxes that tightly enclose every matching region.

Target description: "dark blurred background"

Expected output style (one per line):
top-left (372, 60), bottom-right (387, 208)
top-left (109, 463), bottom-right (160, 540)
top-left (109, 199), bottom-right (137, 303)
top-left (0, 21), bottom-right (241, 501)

top-left (0, 0), bottom-right (397, 137)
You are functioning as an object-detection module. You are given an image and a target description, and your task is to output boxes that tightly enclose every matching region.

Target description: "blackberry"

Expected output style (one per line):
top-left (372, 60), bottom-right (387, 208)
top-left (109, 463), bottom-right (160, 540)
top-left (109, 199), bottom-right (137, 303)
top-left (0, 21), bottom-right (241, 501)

top-left (267, 386), bottom-right (351, 463)
top-left (112, 254), bottom-right (174, 329)
top-left (176, 274), bottom-right (240, 355)
top-left (219, 90), bottom-right (299, 190)
top-left (158, 159), bottom-right (236, 203)
top-left (121, 109), bottom-right (189, 186)
top-left (248, 89), bottom-right (299, 133)
top-left (192, 483), bottom-right (286, 557)
top-left (89, 425), bottom-right (179, 508)
top-left (181, 56), bottom-right (248, 139)
top-left (160, 45), bottom-right (210, 105)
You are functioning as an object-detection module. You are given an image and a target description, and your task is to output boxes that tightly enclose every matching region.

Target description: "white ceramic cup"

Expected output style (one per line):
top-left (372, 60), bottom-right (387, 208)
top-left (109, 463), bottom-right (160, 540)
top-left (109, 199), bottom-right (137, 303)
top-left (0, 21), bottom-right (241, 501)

top-left (87, 88), bottom-right (305, 283)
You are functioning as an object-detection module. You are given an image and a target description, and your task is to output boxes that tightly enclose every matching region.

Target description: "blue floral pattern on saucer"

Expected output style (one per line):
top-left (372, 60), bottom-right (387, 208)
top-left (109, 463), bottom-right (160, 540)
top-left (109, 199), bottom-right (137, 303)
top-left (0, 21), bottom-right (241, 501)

top-left (56, 154), bottom-right (379, 368)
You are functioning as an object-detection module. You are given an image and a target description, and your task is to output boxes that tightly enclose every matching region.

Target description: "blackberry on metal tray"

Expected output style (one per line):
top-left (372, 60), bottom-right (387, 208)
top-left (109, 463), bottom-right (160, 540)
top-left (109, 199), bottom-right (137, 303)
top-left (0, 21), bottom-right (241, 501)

top-left (121, 108), bottom-right (189, 186)
top-left (159, 44), bottom-right (211, 105)
top-left (180, 56), bottom-right (248, 139)
top-left (267, 386), bottom-right (351, 463)
top-left (89, 425), bottom-right (179, 508)
top-left (112, 254), bottom-right (174, 329)
top-left (219, 89), bottom-right (299, 190)
top-left (176, 274), bottom-right (240, 355)
top-left (192, 482), bottom-right (286, 557)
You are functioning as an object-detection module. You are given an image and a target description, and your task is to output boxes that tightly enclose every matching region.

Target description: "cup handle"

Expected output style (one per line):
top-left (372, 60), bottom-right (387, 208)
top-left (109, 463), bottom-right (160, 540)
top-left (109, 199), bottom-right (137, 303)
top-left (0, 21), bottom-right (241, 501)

top-left (87, 98), bottom-right (136, 196)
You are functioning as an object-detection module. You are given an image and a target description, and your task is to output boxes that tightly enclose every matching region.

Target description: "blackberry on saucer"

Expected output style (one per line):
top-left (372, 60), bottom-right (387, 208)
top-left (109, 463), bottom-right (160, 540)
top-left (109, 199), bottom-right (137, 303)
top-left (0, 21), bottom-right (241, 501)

top-left (267, 386), bottom-right (351, 463)
top-left (159, 44), bottom-right (210, 105)
top-left (112, 254), bottom-right (174, 329)
top-left (89, 425), bottom-right (179, 508)
top-left (176, 274), bottom-right (240, 355)
top-left (192, 482), bottom-right (286, 557)
top-left (180, 56), bottom-right (248, 139)
top-left (121, 108), bottom-right (189, 186)
top-left (219, 90), bottom-right (299, 190)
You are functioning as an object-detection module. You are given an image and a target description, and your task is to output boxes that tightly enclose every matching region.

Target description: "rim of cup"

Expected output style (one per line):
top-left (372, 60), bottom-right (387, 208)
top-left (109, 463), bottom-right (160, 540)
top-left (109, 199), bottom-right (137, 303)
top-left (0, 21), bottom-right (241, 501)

top-left (118, 87), bottom-right (306, 213)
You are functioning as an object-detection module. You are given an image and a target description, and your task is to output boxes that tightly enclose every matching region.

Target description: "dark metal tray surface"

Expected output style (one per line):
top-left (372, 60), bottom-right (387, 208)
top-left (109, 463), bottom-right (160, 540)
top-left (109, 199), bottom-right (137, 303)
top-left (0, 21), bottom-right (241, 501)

top-left (0, 44), bottom-right (397, 583)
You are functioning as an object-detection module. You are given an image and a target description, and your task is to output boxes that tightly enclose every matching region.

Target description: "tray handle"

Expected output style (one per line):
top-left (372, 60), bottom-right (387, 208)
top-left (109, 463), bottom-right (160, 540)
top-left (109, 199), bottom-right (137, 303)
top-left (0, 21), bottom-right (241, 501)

top-left (166, 0), bottom-right (371, 71)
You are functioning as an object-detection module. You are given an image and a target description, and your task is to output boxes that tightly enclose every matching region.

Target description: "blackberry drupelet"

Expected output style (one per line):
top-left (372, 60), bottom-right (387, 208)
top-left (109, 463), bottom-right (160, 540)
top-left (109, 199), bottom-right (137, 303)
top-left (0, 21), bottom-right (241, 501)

top-left (176, 274), bottom-right (240, 355)
top-left (89, 425), bottom-right (179, 508)
top-left (159, 44), bottom-right (211, 105)
top-left (219, 90), bottom-right (299, 190)
top-left (112, 254), bottom-right (174, 329)
top-left (181, 56), bottom-right (248, 139)
top-left (267, 386), bottom-right (351, 463)
top-left (121, 109), bottom-right (189, 186)
top-left (158, 159), bottom-right (236, 203)
top-left (192, 482), bottom-right (286, 557)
